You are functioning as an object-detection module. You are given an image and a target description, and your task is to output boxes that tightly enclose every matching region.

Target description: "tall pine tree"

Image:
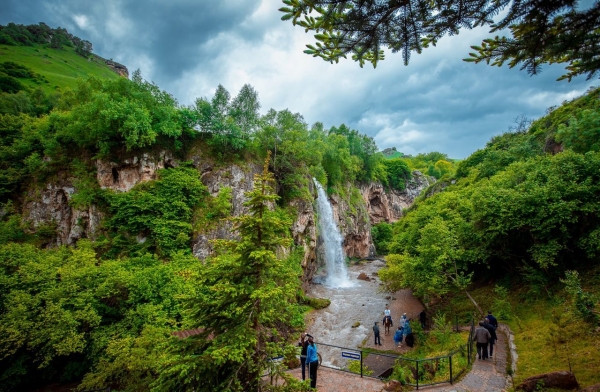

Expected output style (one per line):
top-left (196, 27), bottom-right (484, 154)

top-left (156, 152), bottom-right (304, 391)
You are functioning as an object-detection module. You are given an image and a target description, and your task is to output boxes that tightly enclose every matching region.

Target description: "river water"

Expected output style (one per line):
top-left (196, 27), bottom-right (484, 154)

top-left (305, 260), bottom-right (424, 369)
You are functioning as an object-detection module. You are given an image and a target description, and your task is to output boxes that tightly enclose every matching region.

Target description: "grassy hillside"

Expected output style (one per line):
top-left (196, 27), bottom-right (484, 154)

top-left (0, 44), bottom-right (120, 92)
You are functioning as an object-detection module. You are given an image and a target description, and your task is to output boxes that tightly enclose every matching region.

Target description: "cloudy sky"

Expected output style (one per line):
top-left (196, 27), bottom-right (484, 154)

top-left (3, 0), bottom-right (597, 158)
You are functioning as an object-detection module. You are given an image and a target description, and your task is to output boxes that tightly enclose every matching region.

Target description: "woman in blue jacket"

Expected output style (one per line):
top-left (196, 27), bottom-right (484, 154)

top-left (306, 334), bottom-right (319, 388)
top-left (394, 326), bottom-right (404, 347)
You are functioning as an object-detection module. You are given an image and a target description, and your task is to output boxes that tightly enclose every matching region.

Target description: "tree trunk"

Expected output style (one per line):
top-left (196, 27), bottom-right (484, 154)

top-left (464, 289), bottom-right (484, 319)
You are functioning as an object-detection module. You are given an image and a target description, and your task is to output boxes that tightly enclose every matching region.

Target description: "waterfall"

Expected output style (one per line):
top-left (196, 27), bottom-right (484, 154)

top-left (313, 179), bottom-right (353, 288)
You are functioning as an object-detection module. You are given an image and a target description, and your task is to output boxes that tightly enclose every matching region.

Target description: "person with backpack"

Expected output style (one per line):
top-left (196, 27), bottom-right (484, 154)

top-left (306, 334), bottom-right (319, 388)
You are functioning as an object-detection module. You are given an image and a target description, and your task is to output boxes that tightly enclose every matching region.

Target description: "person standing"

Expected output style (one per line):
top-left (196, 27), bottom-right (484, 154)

top-left (394, 326), bottom-right (404, 347)
top-left (483, 318), bottom-right (498, 357)
top-left (399, 313), bottom-right (407, 328)
top-left (298, 332), bottom-right (309, 380)
top-left (419, 310), bottom-right (427, 329)
top-left (373, 322), bottom-right (382, 346)
top-left (487, 310), bottom-right (498, 329)
top-left (306, 334), bottom-right (319, 389)
top-left (403, 319), bottom-right (414, 347)
top-left (474, 321), bottom-right (491, 360)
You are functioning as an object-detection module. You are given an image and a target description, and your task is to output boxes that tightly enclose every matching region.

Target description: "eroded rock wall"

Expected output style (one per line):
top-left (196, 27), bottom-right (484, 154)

top-left (191, 162), bottom-right (262, 259)
top-left (326, 186), bottom-right (375, 259)
top-left (19, 150), bottom-right (431, 283)
top-left (361, 170), bottom-right (434, 224)
top-left (22, 178), bottom-right (103, 246)
top-left (20, 148), bottom-right (321, 283)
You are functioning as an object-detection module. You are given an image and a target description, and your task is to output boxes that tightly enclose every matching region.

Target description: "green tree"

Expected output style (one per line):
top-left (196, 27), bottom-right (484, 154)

top-left (106, 166), bottom-right (207, 257)
top-left (279, 0), bottom-right (600, 80)
top-left (556, 108), bottom-right (600, 153)
top-left (380, 215), bottom-right (483, 315)
top-left (191, 84), bottom-right (260, 154)
top-left (382, 158), bottom-right (410, 190)
top-left (50, 75), bottom-right (182, 157)
top-left (156, 154), bottom-right (303, 391)
top-left (371, 222), bottom-right (392, 254)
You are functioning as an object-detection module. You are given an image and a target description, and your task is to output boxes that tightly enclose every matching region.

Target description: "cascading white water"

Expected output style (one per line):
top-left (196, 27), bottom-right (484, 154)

top-left (313, 178), bottom-right (353, 288)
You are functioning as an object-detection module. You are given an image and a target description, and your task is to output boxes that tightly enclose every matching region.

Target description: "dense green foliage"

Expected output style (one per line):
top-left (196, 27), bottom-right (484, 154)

top-left (279, 1), bottom-right (600, 80)
top-left (105, 166), bottom-right (208, 257)
top-left (381, 87), bottom-right (600, 316)
top-left (381, 158), bottom-right (410, 190)
top-left (0, 241), bottom-right (199, 392)
top-left (371, 222), bottom-right (392, 254)
top-left (50, 72), bottom-right (183, 156)
top-left (154, 157), bottom-right (304, 391)
top-left (0, 34), bottom-right (392, 390)
top-left (402, 151), bottom-right (457, 180)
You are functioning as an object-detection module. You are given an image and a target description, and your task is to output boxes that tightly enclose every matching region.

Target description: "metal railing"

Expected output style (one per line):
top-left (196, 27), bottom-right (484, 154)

top-left (309, 319), bottom-right (476, 390)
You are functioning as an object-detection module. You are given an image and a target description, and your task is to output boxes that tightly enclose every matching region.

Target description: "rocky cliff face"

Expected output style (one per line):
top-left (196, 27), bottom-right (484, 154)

top-left (360, 171), bottom-right (434, 224)
top-left (104, 59), bottom-right (129, 78)
top-left (19, 151), bottom-right (431, 283)
top-left (22, 176), bottom-right (103, 246)
top-left (326, 186), bottom-right (374, 259)
top-left (20, 149), bottom-right (321, 282)
top-left (190, 162), bottom-right (262, 259)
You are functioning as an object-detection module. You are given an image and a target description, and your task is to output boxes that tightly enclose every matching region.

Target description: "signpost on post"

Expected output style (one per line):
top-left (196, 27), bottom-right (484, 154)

top-left (341, 350), bottom-right (363, 377)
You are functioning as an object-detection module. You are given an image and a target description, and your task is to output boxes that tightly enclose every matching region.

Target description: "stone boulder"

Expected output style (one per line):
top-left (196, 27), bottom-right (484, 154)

top-left (357, 272), bottom-right (370, 281)
top-left (516, 371), bottom-right (579, 392)
top-left (382, 379), bottom-right (403, 391)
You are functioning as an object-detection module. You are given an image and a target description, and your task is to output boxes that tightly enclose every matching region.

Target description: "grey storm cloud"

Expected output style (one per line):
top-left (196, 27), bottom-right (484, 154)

top-left (1, 0), bottom-right (597, 158)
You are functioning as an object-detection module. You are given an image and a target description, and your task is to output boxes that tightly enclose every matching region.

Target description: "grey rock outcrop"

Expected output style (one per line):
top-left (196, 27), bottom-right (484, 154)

top-left (191, 163), bottom-right (262, 260)
top-left (22, 179), bottom-right (103, 246)
top-left (327, 185), bottom-right (374, 259)
top-left (96, 151), bottom-right (177, 192)
top-left (361, 170), bottom-right (434, 224)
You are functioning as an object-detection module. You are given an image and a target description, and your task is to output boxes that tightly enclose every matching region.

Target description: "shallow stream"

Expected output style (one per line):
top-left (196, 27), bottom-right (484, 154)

top-left (305, 260), bottom-right (423, 369)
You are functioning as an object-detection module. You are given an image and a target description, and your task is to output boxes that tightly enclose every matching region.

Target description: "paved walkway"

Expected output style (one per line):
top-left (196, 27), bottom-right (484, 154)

top-left (285, 366), bottom-right (385, 391)
top-left (419, 327), bottom-right (508, 392)
top-left (284, 327), bottom-right (509, 391)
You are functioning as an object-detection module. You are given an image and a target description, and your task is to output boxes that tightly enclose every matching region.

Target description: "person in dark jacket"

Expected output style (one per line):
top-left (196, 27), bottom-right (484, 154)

top-left (483, 318), bottom-right (498, 357)
top-left (373, 322), bottom-right (382, 346)
top-left (419, 310), bottom-right (427, 329)
top-left (298, 332), bottom-right (309, 380)
top-left (487, 310), bottom-right (498, 329)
